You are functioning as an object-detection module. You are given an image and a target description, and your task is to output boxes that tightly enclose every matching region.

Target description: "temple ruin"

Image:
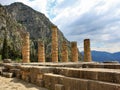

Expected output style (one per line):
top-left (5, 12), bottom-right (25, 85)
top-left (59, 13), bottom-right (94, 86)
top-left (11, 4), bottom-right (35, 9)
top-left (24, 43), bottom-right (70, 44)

top-left (84, 39), bottom-right (92, 62)
top-left (22, 32), bottom-right (30, 63)
top-left (38, 40), bottom-right (45, 62)
top-left (71, 41), bottom-right (78, 62)
top-left (61, 41), bottom-right (68, 62)
top-left (0, 26), bottom-right (120, 90)
top-left (52, 26), bottom-right (58, 62)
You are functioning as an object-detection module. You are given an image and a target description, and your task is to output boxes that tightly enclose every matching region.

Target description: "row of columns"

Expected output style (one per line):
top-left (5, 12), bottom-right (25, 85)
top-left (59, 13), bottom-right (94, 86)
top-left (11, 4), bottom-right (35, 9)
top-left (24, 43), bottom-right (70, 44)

top-left (22, 26), bottom-right (92, 63)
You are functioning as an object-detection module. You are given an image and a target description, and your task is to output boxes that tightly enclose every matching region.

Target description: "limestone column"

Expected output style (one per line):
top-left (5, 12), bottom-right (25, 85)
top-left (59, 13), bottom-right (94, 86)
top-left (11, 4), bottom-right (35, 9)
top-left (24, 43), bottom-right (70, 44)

top-left (52, 26), bottom-right (58, 62)
top-left (84, 39), bottom-right (92, 62)
top-left (61, 41), bottom-right (68, 62)
top-left (22, 32), bottom-right (30, 63)
top-left (71, 41), bottom-right (78, 62)
top-left (38, 40), bottom-right (45, 62)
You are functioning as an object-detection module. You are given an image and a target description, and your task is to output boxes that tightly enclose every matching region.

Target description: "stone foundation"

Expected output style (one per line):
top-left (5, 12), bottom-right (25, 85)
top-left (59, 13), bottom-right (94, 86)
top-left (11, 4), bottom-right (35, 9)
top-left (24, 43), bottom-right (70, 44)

top-left (1, 62), bottom-right (120, 90)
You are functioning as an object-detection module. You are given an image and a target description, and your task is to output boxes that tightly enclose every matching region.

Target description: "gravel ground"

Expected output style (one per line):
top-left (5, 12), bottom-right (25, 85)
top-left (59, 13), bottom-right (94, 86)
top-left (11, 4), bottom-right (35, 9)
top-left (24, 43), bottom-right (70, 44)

top-left (0, 76), bottom-right (48, 90)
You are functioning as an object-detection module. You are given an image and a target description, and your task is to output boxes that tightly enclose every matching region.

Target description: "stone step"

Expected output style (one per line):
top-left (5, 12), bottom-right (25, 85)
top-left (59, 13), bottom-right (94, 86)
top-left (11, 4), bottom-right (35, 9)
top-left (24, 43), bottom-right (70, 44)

top-left (2, 72), bottom-right (13, 78)
top-left (43, 73), bottom-right (120, 90)
top-left (54, 67), bottom-right (120, 84)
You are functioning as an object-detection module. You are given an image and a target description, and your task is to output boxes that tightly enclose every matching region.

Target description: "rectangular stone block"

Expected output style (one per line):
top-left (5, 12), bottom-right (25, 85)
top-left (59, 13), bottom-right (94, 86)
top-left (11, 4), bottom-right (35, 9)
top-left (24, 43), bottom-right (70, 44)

top-left (21, 71), bottom-right (30, 82)
top-left (98, 71), bottom-right (120, 84)
top-left (55, 84), bottom-right (64, 90)
top-left (2, 72), bottom-right (13, 78)
top-left (62, 77), bottom-right (88, 90)
top-left (81, 70), bottom-right (98, 80)
top-left (30, 67), bottom-right (54, 84)
top-left (43, 73), bottom-right (63, 90)
top-left (88, 80), bottom-right (120, 90)
top-left (10, 69), bottom-right (20, 77)
top-left (36, 80), bottom-right (44, 87)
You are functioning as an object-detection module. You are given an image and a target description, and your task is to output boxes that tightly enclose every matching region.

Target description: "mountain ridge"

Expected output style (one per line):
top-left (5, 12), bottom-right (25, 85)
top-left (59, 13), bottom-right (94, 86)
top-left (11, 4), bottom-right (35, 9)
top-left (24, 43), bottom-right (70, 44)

top-left (81, 50), bottom-right (120, 62)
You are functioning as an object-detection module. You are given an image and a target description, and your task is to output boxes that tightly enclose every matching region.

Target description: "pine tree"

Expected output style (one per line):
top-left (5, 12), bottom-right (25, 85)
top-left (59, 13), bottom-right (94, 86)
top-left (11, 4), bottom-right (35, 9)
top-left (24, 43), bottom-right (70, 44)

top-left (2, 28), bottom-right (9, 60)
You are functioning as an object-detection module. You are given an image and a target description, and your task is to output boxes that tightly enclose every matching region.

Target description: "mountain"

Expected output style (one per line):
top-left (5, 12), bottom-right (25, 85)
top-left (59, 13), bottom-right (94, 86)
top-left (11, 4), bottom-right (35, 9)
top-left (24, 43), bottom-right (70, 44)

top-left (0, 4), bottom-right (27, 59)
top-left (81, 51), bottom-right (120, 62)
top-left (0, 2), bottom-right (82, 61)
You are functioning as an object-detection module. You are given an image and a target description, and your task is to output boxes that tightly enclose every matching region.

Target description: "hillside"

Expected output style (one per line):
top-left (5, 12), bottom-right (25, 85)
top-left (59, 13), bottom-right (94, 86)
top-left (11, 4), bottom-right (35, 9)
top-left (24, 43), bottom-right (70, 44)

top-left (0, 4), bottom-right (26, 59)
top-left (0, 2), bottom-right (82, 61)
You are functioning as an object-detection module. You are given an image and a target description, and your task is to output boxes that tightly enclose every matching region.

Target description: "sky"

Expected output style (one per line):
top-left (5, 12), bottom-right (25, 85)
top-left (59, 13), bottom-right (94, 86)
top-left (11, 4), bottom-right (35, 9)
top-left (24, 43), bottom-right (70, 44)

top-left (0, 0), bottom-right (120, 53)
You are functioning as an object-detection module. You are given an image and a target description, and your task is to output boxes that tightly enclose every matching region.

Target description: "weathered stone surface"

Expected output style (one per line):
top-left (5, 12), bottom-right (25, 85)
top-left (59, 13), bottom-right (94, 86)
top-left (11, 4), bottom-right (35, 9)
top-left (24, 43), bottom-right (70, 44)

top-left (84, 39), bottom-right (92, 62)
top-left (62, 77), bottom-right (88, 90)
top-left (61, 41), bottom-right (68, 62)
top-left (43, 73), bottom-right (63, 90)
top-left (38, 40), bottom-right (45, 62)
top-left (30, 66), bottom-right (54, 84)
top-left (22, 32), bottom-right (30, 63)
top-left (52, 26), bottom-right (58, 62)
top-left (3, 59), bottom-right (12, 63)
top-left (55, 84), bottom-right (64, 90)
top-left (2, 72), bottom-right (13, 78)
top-left (71, 42), bottom-right (78, 62)
top-left (21, 71), bottom-right (30, 82)
top-left (88, 80), bottom-right (120, 90)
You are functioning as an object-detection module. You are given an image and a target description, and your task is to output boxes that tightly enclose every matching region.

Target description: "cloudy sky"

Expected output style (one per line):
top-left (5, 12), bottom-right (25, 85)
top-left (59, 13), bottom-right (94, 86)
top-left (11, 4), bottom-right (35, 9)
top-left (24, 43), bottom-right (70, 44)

top-left (1, 0), bottom-right (120, 53)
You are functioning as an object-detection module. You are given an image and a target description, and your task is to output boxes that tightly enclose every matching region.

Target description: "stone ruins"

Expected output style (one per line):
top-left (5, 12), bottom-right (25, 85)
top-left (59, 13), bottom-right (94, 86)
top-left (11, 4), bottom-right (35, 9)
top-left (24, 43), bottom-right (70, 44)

top-left (52, 26), bottom-right (58, 62)
top-left (61, 41), bottom-right (68, 62)
top-left (22, 32), bottom-right (30, 63)
top-left (84, 39), bottom-right (92, 62)
top-left (0, 26), bottom-right (120, 90)
top-left (38, 40), bottom-right (45, 62)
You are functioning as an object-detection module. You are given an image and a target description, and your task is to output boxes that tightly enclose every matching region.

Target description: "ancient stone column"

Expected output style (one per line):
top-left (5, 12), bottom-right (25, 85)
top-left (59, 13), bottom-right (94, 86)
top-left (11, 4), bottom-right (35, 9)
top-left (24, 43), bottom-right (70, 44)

top-left (84, 39), bottom-right (92, 62)
top-left (38, 40), bottom-right (45, 62)
top-left (71, 41), bottom-right (78, 62)
top-left (61, 41), bottom-right (68, 62)
top-left (52, 26), bottom-right (58, 62)
top-left (22, 32), bottom-right (30, 63)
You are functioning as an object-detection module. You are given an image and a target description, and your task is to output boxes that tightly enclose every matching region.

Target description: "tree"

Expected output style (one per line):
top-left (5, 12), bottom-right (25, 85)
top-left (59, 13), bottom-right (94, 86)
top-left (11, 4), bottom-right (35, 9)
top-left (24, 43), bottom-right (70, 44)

top-left (2, 28), bottom-right (9, 60)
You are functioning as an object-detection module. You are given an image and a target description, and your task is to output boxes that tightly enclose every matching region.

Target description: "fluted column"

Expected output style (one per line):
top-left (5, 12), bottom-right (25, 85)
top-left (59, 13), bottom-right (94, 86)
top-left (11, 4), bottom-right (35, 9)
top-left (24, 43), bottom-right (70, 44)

top-left (61, 41), bottom-right (68, 62)
top-left (52, 26), bottom-right (58, 62)
top-left (22, 32), bottom-right (30, 63)
top-left (71, 41), bottom-right (78, 62)
top-left (38, 40), bottom-right (45, 62)
top-left (84, 39), bottom-right (92, 62)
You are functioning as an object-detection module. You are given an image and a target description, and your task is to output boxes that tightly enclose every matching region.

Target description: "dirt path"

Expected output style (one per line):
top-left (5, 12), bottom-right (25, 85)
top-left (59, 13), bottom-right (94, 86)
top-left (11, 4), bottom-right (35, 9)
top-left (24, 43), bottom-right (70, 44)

top-left (0, 76), bottom-right (48, 90)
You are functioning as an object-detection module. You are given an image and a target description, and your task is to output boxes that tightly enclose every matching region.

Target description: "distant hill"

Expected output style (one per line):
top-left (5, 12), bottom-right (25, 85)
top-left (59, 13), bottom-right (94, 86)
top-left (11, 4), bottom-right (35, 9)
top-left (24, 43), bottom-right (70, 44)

top-left (81, 51), bottom-right (120, 62)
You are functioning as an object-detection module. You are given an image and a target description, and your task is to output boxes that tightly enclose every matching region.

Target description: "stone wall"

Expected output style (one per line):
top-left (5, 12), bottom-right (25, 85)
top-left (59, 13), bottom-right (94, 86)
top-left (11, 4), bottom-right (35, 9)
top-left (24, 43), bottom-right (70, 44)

top-left (1, 62), bottom-right (120, 90)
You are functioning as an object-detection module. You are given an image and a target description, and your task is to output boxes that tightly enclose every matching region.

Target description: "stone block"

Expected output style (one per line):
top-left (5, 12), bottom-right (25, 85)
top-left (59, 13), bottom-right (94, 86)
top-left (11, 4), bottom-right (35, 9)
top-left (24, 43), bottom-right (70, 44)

top-left (2, 72), bottom-right (13, 78)
top-left (62, 77), bottom-right (88, 90)
top-left (98, 71), bottom-right (120, 84)
top-left (36, 80), bottom-right (44, 87)
top-left (21, 71), bottom-right (30, 82)
top-left (88, 80), bottom-right (120, 90)
top-left (81, 70), bottom-right (98, 80)
top-left (43, 73), bottom-right (63, 90)
top-left (55, 84), bottom-right (64, 90)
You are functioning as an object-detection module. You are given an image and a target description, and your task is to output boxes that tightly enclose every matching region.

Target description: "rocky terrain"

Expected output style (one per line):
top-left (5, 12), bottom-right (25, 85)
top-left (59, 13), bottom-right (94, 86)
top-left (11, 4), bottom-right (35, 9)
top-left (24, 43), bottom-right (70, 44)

top-left (0, 4), bottom-right (26, 60)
